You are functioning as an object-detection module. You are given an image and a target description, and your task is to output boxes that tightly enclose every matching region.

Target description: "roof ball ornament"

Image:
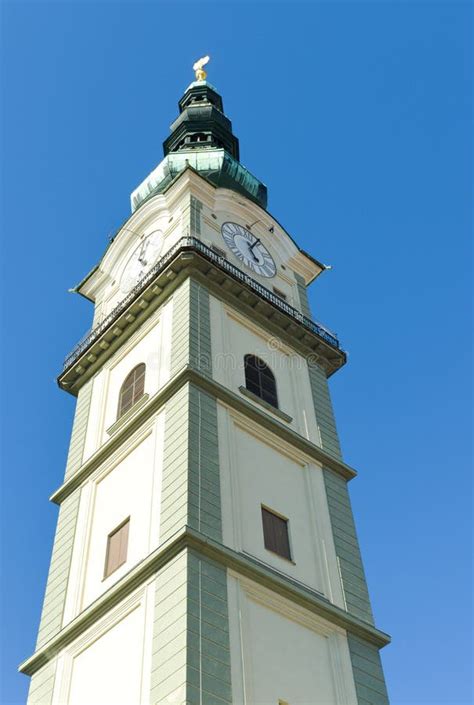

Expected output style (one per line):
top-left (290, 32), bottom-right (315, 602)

top-left (193, 55), bottom-right (210, 81)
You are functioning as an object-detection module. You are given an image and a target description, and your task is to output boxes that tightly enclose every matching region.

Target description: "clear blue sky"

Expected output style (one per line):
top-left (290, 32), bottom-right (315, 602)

top-left (1, 2), bottom-right (472, 703)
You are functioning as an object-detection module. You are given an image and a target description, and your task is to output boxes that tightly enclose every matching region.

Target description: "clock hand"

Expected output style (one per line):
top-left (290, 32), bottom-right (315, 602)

top-left (138, 239), bottom-right (150, 265)
top-left (249, 238), bottom-right (261, 251)
top-left (248, 238), bottom-right (261, 261)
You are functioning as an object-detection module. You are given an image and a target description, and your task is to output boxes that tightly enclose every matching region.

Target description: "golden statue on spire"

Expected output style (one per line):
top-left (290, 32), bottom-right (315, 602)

top-left (193, 55), bottom-right (210, 81)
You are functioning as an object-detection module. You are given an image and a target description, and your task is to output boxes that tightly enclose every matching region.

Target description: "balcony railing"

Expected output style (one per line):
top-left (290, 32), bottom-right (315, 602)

top-left (62, 237), bottom-right (340, 372)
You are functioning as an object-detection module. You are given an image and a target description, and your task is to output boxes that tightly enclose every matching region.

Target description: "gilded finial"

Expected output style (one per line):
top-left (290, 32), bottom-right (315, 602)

top-left (193, 55), bottom-right (210, 81)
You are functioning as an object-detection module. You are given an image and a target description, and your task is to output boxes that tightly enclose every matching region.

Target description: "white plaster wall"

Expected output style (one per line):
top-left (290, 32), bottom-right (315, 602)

top-left (99, 211), bottom-right (172, 317)
top-left (227, 422), bottom-right (325, 590)
top-left (247, 600), bottom-right (336, 704)
top-left (227, 575), bottom-right (357, 705)
top-left (82, 300), bottom-right (172, 462)
top-left (210, 295), bottom-right (320, 445)
top-left (218, 407), bottom-right (345, 606)
top-left (76, 417), bottom-right (163, 611)
top-left (81, 174), bottom-right (316, 318)
top-left (54, 584), bottom-right (154, 705)
top-left (68, 606), bottom-right (144, 705)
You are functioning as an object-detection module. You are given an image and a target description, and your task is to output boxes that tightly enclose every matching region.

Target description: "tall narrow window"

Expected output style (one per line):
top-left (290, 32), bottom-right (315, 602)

top-left (261, 507), bottom-right (291, 561)
top-left (104, 518), bottom-right (130, 578)
top-left (244, 355), bottom-right (278, 409)
top-left (118, 363), bottom-right (145, 418)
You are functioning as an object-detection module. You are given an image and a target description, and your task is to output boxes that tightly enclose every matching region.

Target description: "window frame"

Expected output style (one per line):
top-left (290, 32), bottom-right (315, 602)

top-left (117, 363), bottom-right (146, 419)
top-left (244, 354), bottom-right (279, 409)
top-left (261, 505), bottom-right (292, 562)
top-left (103, 517), bottom-right (130, 579)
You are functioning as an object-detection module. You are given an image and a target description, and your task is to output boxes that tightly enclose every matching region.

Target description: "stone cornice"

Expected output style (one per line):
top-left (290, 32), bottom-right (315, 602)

top-left (59, 239), bottom-right (345, 396)
top-left (19, 527), bottom-right (390, 677)
top-left (51, 365), bottom-right (357, 507)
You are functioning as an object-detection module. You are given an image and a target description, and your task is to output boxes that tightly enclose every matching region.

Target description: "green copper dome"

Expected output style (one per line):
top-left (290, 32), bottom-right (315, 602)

top-left (132, 80), bottom-right (267, 212)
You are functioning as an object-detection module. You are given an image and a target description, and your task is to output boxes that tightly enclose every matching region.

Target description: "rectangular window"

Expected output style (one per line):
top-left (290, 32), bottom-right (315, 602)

top-left (104, 518), bottom-right (130, 578)
top-left (261, 506), bottom-right (291, 560)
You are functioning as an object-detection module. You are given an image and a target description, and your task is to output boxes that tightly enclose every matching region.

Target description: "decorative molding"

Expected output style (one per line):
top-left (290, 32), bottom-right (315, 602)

top-left (224, 305), bottom-right (292, 356)
top-left (238, 386), bottom-right (293, 423)
top-left (233, 571), bottom-right (339, 637)
top-left (91, 423), bottom-right (155, 488)
top-left (51, 366), bottom-right (357, 507)
top-left (19, 527), bottom-right (390, 678)
top-left (51, 583), bottom-right (153, 705)
top-left (327, 632), bottom-right (358, 705)
top-left (106, 394), bottom-right (149, 436)
top-left (234, 574), bottom-right (358, 705)
top-left (104, 309), bottom-right (162, 372)
top-left (59, 240), bottom-right (345, 395)
top-left (228, 406), bottom-right (312, 468)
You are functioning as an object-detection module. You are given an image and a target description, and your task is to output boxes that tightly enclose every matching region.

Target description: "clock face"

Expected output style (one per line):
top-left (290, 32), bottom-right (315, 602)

top-left (221, 222), bottom-right (276, 278)
top-left (120, 229), bottom-right (163, 294)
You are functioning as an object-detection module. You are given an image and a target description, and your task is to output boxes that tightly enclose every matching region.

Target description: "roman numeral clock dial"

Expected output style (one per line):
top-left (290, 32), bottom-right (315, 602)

top-left (221, 222), bottom-right (277, 278)
top-left (120, 229), bottom-right (164, 294)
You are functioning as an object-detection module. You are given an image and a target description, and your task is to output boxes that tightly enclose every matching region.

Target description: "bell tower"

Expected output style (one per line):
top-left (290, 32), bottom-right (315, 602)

top-left (21, 59), bottom-right (390, 705)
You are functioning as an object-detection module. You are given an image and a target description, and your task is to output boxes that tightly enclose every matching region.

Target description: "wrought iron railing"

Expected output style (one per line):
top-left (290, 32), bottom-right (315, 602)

top-left (62, 237), bottom-right (340, 372)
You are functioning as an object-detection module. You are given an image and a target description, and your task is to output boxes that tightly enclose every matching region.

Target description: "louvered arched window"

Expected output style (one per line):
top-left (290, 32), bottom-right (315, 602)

top-left (118, 364), bottom-right (146, 419)
top-left (244, 355), bottom-right (278, 409)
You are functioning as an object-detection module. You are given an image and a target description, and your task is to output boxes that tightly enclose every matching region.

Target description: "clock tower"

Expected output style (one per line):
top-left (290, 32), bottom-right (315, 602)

top-left (21, 61), bottom-right (390, 705)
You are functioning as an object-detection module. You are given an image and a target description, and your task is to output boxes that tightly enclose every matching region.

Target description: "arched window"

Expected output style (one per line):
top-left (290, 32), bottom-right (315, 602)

top-left (118, 364), bottom-right (146, 418)
top-left (244, 355), bottom-right (278, 409)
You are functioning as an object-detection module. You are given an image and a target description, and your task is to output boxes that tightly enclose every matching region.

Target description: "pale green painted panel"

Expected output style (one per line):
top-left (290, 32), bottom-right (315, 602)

top-left (170, 276), bottom-right (212, 378)
top-left (160, 384), bottom-right (190, 544)
top-left (187, 385), bottom-right (221, 540)
top-left (170, 280), bottom-right (192, 376)
top-left (294, 272), bottom-right (312, 319)
top-left (323, 470), bottom-right (374, 625)
top-left (26, 657), bottom-right (56, 705)
top-left (64, 379), bottom-right (93, 480)
top-left (36, 489), bottom-right (81, 649)
top-left (149, 551), bottom-right (232, 705)
top-left (189, 279), bottom-right (212, 378)
top-left (307, 361), bottom-right (342, 459)
top-left (348, 634), bottom-right (390, 704)
top-left (307, 360), bottom-right (375, 621)
top-left (161, 382), bottom-right (221, 545)
top-left (150, 553), bottom-right (188, 705)
top-left (187, 552), bottom-right (232, 705)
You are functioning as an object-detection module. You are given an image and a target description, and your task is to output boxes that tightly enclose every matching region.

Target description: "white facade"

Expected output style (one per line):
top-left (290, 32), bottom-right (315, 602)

top-left (228, 575), bottom-right (357, 704)
top-left (23, 165), bottom-right (389, 704)
top-left (52, 584), bottom-right (155, 705)
top-left (82, 173), bottom-right (321, 326)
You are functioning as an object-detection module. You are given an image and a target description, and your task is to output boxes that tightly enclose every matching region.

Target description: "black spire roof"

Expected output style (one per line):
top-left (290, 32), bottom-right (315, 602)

top-left (131, 79), bottom-right (267, 213)
top-left (163, 81), bottom-right (240, 160)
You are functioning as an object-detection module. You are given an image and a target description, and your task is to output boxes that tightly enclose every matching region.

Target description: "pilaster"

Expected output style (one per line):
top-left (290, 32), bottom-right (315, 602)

top-left (348, 634), bottom-right (390, 704)
top-left (308, 360), bottom-right (343, 460)
top-left (35, 488), bottom-right (81, 650)
top-left (170, 277), bottom-right (212, 379)
top-left (150, 550), bottom-right (232, 705)
top-left (294, 271), bottom-right (313, 319)
top-left (324, 470), bottom-right (374, 625)
top-left (63, 379), bottom-right (93, 481)
top-left (26, 660), bottom-right (56, 705)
